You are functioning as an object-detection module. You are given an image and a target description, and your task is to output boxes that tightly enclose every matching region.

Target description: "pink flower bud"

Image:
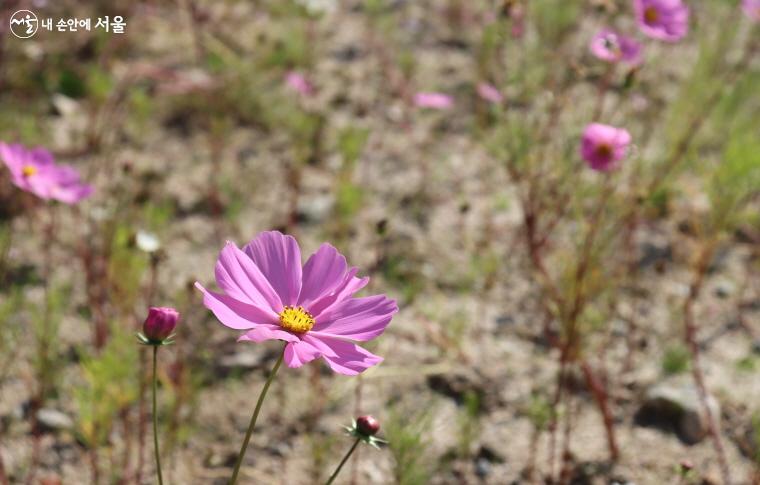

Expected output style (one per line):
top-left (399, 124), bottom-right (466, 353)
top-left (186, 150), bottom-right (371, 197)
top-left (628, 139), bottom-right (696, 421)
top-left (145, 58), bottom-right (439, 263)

top-left (143, 307), bottom-right (179, 342)
top-left (356, 415), bottom-right (380, 436)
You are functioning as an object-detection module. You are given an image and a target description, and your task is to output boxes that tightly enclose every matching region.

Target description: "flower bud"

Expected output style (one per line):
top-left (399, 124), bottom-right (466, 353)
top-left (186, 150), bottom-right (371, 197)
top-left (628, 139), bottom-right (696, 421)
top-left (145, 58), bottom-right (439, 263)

top-left (142, 307), bottom-right (179, 342)
top-left (356, 415), bottom-right (380, 436)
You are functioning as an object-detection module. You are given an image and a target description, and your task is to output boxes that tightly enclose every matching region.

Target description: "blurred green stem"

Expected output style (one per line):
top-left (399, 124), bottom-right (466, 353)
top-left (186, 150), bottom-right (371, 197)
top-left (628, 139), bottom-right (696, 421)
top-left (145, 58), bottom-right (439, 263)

top-left (325, 437), bottom-right (361, 485)
top-left (0, 222), bottom-right (12, 282)
top-left (229, 345), bottom-right (285, 485)
top-left (152, 346), bottom-right (164, 485)
top-left (38, 205), bottom-right (57, 404)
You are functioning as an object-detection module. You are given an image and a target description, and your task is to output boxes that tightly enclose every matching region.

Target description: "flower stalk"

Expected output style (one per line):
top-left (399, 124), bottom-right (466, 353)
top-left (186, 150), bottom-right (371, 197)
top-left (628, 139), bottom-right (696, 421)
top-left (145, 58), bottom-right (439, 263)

top-left (325, 416), bottom-right (385, 485)
top-left (229, 346), bottom-right (286, 485)
top-left (325, 437), bottom-right (361, 485)
top-left (152, 345), bottom-right (164, 485)
top-left (137, 306), bottom-right (179, 485)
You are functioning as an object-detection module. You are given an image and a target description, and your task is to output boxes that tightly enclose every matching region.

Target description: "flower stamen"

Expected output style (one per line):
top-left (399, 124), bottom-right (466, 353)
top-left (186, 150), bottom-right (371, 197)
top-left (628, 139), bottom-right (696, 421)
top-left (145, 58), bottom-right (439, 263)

top-left (278, 305), bottom-right (315, 333)
top-left (595, 144), bottom-right (613, 159)
top-left (22, 165), bottom-right (38, 177)
top-left (644, 6), bottom-right (659, 23)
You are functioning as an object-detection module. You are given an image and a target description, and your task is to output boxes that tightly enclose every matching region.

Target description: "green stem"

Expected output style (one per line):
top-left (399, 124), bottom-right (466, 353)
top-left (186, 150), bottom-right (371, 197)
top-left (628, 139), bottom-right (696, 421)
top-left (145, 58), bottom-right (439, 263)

top-left (229, 346), bottom-right (286, 485)
top-left (152, 346), bottom-right (164, 485)
top-left (325, 438), bottom-right (361, 485)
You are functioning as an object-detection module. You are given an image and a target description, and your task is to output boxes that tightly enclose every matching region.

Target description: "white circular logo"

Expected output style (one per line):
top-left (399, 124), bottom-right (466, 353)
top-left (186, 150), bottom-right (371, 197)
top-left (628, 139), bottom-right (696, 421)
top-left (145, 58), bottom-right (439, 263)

top-left (9, 10), bottom-right (38, 39)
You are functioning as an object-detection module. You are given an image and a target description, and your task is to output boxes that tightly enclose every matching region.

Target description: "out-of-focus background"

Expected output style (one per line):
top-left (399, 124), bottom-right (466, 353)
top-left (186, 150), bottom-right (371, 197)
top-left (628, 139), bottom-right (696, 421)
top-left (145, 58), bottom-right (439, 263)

top-left (0, 0), bottom-right (759, 483)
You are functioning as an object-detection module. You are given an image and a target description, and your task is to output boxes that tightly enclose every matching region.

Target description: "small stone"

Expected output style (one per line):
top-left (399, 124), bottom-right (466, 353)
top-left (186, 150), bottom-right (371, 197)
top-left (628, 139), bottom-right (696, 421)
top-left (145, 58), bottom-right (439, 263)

top-left (636, 379), bottom-right (720, 444)
top-left (494, 315), bottom-right (514, 327)
top-left (297, 194), bottom-right (334, 223)
top-left (427, 370), bottom-right (485, 406)
top-left (751, 340), bottom-right (760, 355)
top-left (267, 442), bottom-right (290, 457)
top-left (476, 445), bottom-right (505, 463)
top-left (37, 408), bottom-right (74, 432)
top-left (205, 449), bottom-right (238, 468)
top-left (219, 351), bottom-right (264, 370)
top-left (638, 241), bottom-right (672, 269)
top-left (474, 457), bottom-right (491, 478)
top-left (714, 280), bottom-right (734, 299)
top-left (332, 45), bottom-right (362, 62)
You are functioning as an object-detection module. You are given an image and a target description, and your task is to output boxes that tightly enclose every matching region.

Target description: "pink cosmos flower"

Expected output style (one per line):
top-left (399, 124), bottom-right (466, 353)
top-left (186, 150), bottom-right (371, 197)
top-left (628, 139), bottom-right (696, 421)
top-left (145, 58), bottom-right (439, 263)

top-left (476, 83), bottom-right (504, 104)
top-left (414, 92), bottom-right (454, 110)
top-left (633, 0), bottom-right (689, 42)
top-left (285, 71), bottom-right (315, 97)
top-left (589, 29), bottom-right (643, 65)
top-left (196, 231), bottom-right (398, 375)
top-left (580, 123), bottom-right (632, 172)
top-left (743, 0), bottom-right (760, 21)
top-left (0, 142), bottom-right (93, 204)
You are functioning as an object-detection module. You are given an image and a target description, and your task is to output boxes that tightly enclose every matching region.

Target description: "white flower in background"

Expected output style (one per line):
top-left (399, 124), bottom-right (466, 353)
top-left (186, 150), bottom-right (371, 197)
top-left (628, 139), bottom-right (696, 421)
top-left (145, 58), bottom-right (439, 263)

top-left (136, 230), bottom-right (161, 253)
top-left (296, 0), bottom-right (336, 15)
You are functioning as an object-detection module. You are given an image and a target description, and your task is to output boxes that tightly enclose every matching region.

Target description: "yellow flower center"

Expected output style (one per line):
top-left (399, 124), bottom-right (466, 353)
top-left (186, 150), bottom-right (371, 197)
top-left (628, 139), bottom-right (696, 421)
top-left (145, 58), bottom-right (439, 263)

top-left (278, 305), bottom-right (315, 333)
top-left (644, 6), bottom-right (659, 23)
top-left (22, 165), bottom-right (38, 177)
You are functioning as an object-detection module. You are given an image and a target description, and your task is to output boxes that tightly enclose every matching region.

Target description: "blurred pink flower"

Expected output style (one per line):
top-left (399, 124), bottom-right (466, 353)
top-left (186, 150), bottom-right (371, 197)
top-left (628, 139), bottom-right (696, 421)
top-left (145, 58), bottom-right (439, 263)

top-left (633, 0), bottom-right (689, 42)
top-left (590, 29), bottom-right (643, 65)
top-left (580, 123), bottom-right (632, 172)
top-left (0, 142), bottom-right (92, 204)
top-left (477, 83), bottom-right (504, 104)
top-left (743, 0), bottom-right (760, 21)
top-left (414, 92), bottom-right (453, 109)
top-left (285, 71), bottom-right (314, 96)
top-left (196, 231), bottom-right (397, 375)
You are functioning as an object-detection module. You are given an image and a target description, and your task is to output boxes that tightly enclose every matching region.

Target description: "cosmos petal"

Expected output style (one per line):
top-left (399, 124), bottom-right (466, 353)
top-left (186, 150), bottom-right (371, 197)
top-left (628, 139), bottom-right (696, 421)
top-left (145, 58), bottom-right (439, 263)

top-left (283, 340), bottom-right (322, 368)
top-left (215, 242), bottom-right (283, 312)
top-left (310, 295), bottom-right (397, 341)
top-left (298, 243), bottom-right (347, 308)
top-left (312, 337), bottom-right (383, 376)
top-left (238, 325), bottom-right (300, 343)
top-left (243, 231), bottom-right (302, 306)
top-left (195, 283), bottom-right (278, 330)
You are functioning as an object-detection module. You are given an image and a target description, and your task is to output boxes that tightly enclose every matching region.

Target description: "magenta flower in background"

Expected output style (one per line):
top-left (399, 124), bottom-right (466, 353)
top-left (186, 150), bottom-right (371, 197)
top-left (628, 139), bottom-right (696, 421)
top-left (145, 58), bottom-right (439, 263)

top-left (743, 0), bottom-right (760, 21)
top-left (414, 92), bottom-right (453, 110)
top-left (590, 29), bottom-right (643, 65)
top-left (196, 231), bottom-right (397, 375)
top-left (580, 123), bottom-right (632, 172)
top-left (476, 82), bottom-right (504, 104)
top-left (633, 0), bottom-right (689, 42)
top-left (285, 71), bottom-right (315, 97)
top-left (0, 142), bottom-right (92, 204)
